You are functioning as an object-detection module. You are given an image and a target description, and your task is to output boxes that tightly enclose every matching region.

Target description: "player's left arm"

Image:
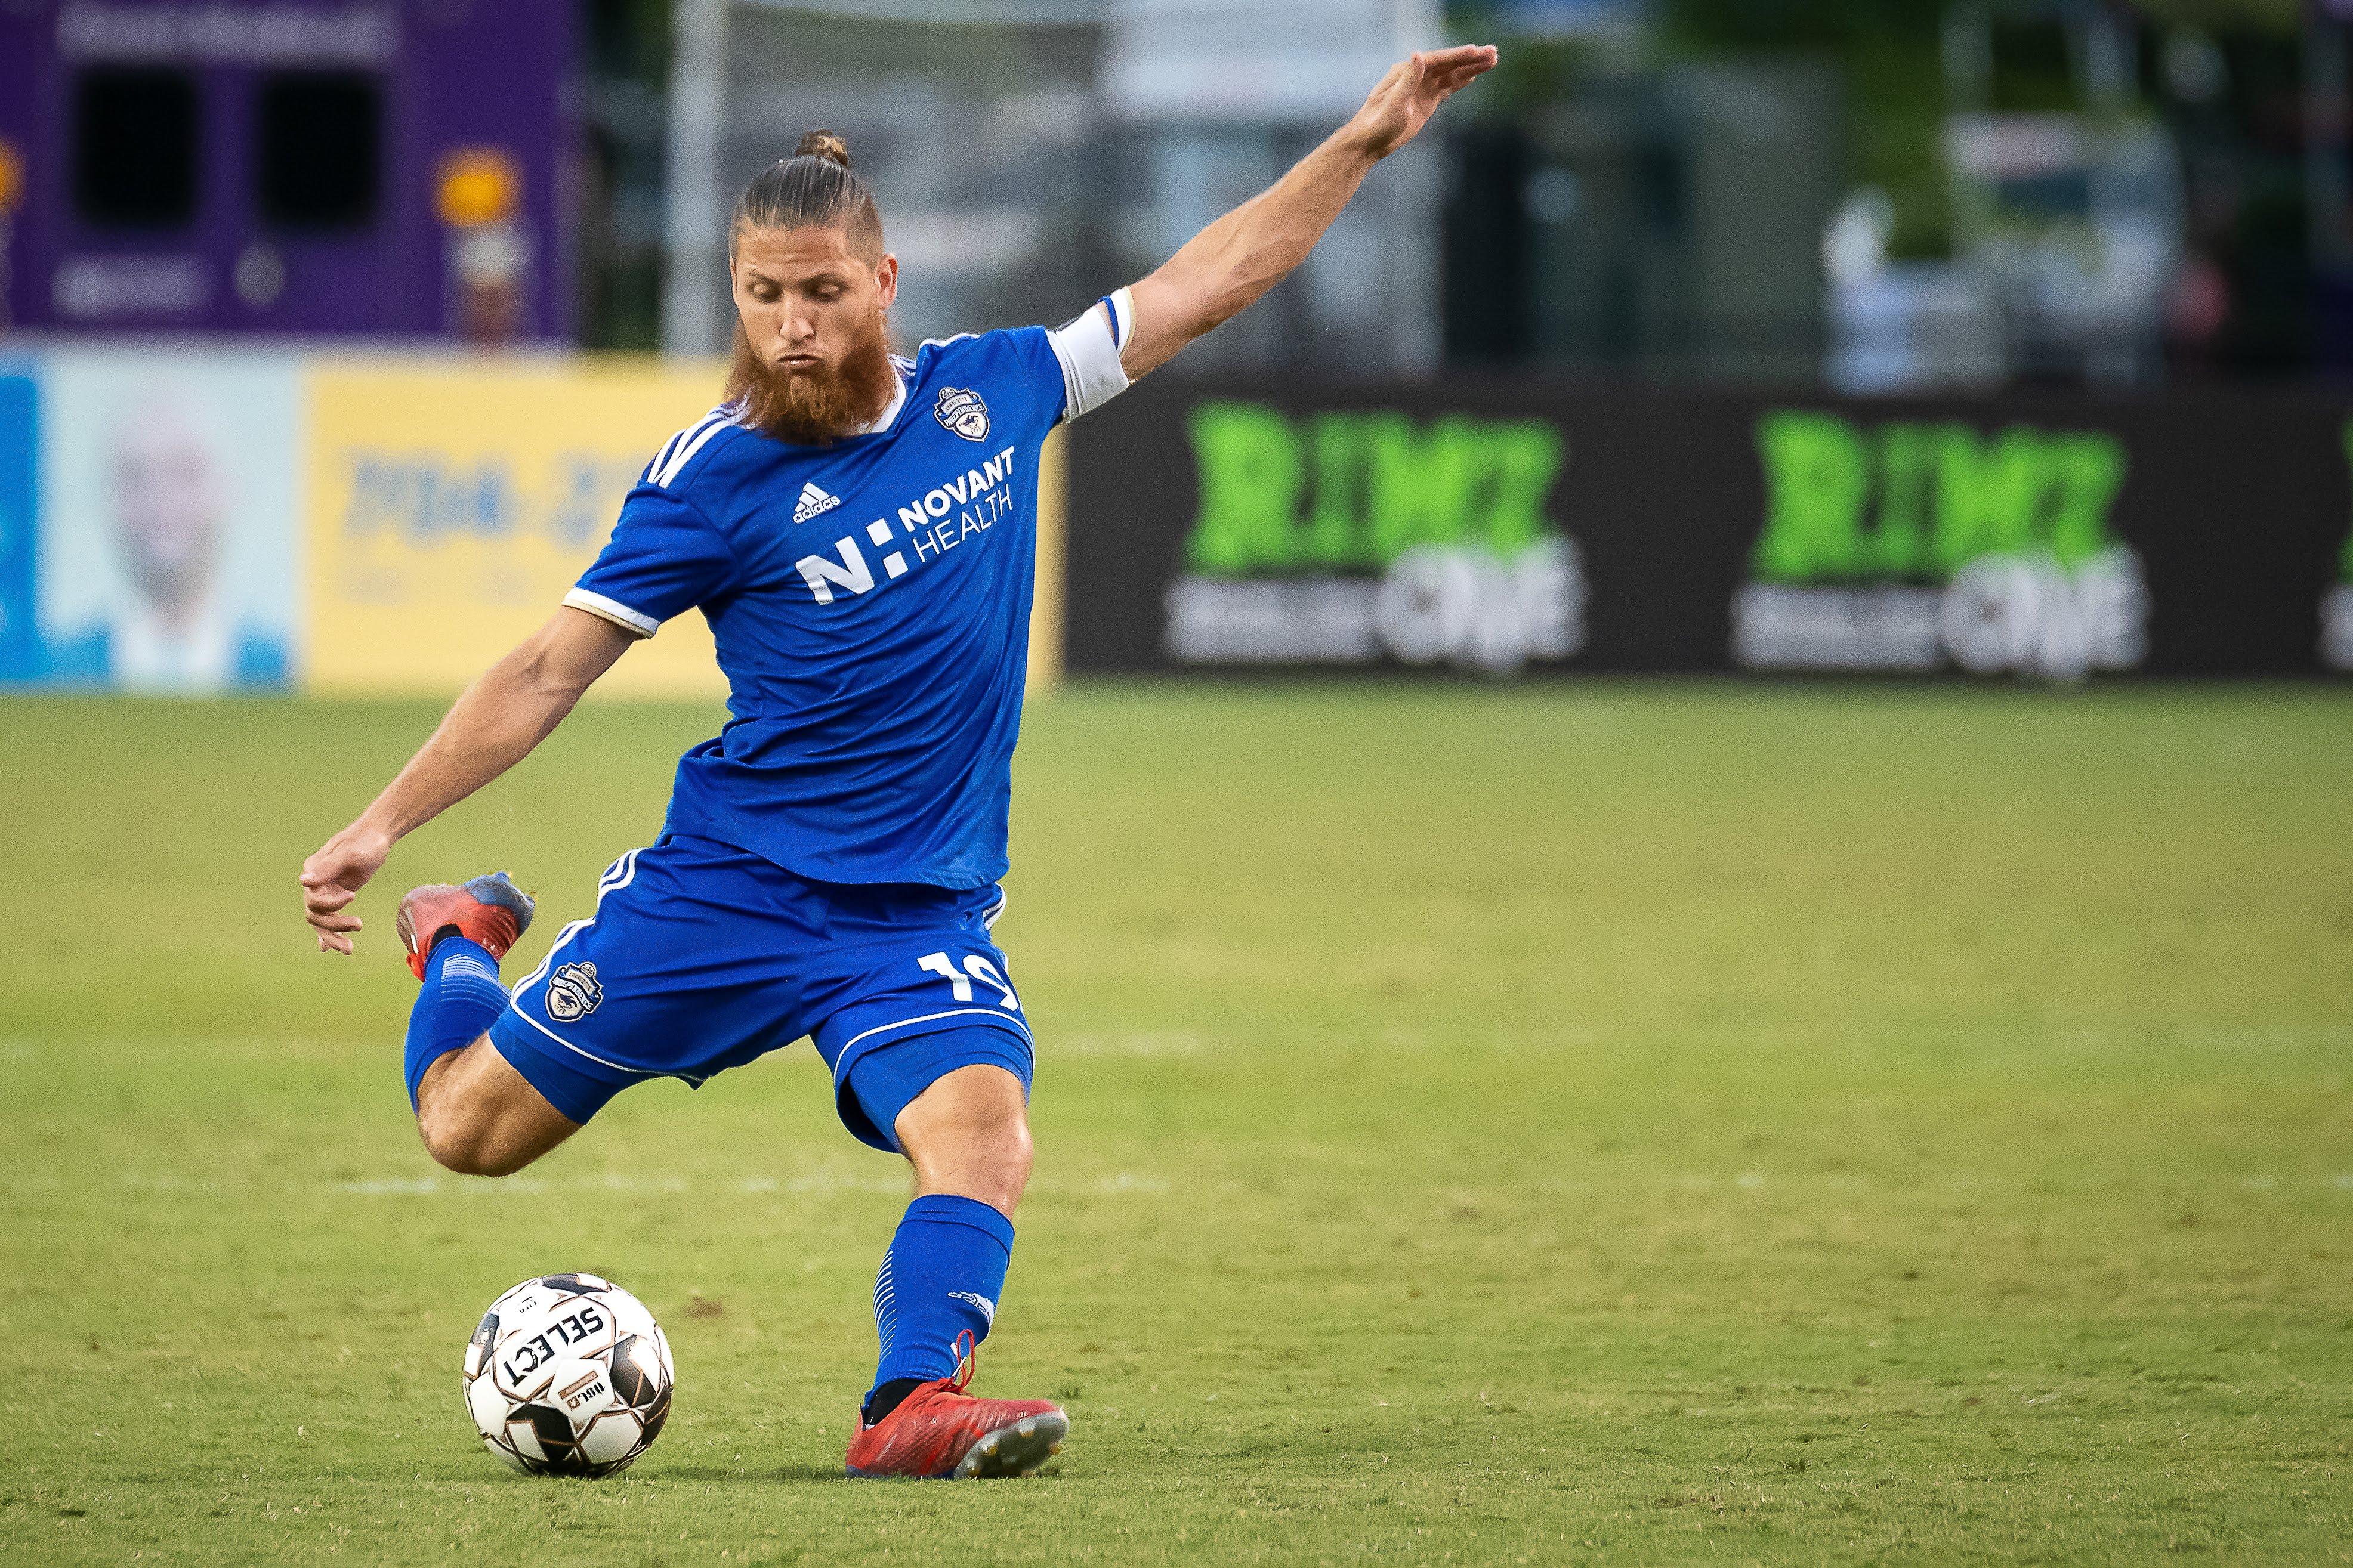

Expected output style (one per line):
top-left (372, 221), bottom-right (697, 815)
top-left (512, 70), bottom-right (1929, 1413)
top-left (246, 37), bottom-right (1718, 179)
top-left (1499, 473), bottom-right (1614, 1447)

top-left (299, 608), bottom-right (635, 954)
top-left (1119, 45), bottom-right (1495, 378)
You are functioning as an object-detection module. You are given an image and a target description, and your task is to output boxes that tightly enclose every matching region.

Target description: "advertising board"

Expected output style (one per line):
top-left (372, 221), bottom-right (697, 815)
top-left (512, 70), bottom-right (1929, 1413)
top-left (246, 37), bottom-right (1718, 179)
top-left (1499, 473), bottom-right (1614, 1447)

top-left (305, 363), bottom-right (1067, 699)
top-left (0, 369), bottom-right (35, 681)
top-left (0, 351), bottom-right (1069, 699)
top-left (1067, 380), bottom-right (2353, 679)
top-left (31, 349), bottom-right (304, 692)
top-left (1735, 413), bottom-right (2138, 681)
top-left (305, 360), bottom-right (733, 699)
top-left (1165, 401), bottom-right (1583, 675)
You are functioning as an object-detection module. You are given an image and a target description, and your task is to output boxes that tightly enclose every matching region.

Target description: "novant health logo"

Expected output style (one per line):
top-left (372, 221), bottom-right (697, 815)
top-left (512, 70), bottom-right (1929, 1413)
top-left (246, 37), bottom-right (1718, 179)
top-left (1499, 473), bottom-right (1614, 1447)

top-left (1734, 411), bottom-right (2145, 682)
top-left (1168, 403), bottom-right (1585, 675)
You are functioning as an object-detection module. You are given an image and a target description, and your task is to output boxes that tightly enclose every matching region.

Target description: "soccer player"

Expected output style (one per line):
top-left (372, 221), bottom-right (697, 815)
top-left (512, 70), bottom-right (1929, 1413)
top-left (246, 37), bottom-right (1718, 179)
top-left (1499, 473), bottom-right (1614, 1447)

top-left (300, 44), bottom-right (1495, 1480)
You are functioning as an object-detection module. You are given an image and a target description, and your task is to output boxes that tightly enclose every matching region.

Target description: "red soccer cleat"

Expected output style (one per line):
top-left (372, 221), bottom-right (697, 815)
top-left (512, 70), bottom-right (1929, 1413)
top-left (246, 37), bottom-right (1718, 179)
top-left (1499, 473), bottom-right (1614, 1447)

top-left (396, 871), bottom-right (536, 981)
top-left (845, 1335), bottom-right (1068, 1480)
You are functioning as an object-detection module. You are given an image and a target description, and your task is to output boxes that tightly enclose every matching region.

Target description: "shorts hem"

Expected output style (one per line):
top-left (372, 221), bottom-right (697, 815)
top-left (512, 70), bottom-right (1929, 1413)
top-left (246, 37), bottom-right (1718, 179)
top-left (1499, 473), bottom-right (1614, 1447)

top-left (487, 1009), bottom-right (653, 1125)
top-left (830, 1006), bottom-right (1032, 1071)
top-left (830, 1016), bottom-right (1035, 1153)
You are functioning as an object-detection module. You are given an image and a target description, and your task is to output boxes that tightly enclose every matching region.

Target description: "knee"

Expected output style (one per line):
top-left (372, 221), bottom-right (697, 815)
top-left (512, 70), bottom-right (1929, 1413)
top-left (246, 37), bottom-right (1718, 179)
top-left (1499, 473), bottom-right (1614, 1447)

top-left (898, 1066), bottom-right (1034, 1213)
top-left (983, 1112), bottom-right (1036, 1191)
top-left (940, 1102), bottom-right (1032, 1210)
top-left (416, 1088), bottom-right (526, 1178)
top-left (416, 1106), bottom-right (493, 1176)
top-left (957, 1129), bottom-right (1032, 1217)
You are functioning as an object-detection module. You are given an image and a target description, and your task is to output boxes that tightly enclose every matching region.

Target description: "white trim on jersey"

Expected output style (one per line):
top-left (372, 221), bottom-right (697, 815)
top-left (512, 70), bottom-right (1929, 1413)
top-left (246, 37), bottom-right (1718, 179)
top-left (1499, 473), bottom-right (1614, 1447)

top-left (646, 408), bottom-right (716, 481)
top-left (1046, 286), bottom-right (1134, 424)
top-left (563, 587), bottom-right (660, 638)
top-left (597, 845), bottom-right (646, 895)
top-left (647, 405), bottom-right (739, 488)
top-left (646, 428), bottom-right (686, 481)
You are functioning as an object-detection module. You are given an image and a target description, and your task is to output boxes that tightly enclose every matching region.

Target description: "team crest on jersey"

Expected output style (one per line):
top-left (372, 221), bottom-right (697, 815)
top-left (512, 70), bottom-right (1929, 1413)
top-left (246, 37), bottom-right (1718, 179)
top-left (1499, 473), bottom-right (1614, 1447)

top-left (545, 961), bottom-right (604, 1022)
top-left (934, 386), bottom-right (990, 441)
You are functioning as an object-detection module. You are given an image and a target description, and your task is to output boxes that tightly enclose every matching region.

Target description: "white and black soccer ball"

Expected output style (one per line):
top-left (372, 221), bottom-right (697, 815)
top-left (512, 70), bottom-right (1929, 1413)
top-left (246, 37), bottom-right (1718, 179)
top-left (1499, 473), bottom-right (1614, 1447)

top-left (461, 1273), bottom-right (674, 1476)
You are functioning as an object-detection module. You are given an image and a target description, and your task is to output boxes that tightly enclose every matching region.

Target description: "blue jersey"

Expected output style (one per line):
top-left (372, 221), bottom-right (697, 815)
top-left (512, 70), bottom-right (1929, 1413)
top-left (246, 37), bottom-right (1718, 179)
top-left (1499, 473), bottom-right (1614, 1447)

top-left (564, 295), bottom-right (1135, 890)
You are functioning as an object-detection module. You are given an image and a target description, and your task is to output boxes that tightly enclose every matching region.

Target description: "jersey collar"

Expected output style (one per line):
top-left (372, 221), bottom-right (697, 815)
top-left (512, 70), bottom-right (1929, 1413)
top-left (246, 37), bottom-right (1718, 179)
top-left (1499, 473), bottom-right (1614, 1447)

top-left (853, 363), bottom-right (909, 437)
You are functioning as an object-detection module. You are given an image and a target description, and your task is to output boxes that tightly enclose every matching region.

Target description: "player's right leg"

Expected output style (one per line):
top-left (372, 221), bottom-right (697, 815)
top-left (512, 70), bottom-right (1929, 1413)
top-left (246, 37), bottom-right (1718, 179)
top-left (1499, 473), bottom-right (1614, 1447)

top-left (413, 1041), bottom-right (579, 1177)
top-left (407, 837), bottom-right (816, 1179)
top-left (397, 872), bottom-right (579, 1176)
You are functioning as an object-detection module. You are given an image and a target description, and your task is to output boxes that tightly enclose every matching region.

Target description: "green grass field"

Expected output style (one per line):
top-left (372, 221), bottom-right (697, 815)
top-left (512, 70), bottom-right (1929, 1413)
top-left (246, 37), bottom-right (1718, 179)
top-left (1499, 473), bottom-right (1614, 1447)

top-left (4, 682), bottom-right (2350, 1565)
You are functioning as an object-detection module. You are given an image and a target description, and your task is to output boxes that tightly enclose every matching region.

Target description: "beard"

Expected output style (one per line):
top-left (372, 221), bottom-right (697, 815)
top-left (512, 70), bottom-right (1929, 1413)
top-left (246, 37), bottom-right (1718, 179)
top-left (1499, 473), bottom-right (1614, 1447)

top-left (727, 305), bottom-right (896, 446)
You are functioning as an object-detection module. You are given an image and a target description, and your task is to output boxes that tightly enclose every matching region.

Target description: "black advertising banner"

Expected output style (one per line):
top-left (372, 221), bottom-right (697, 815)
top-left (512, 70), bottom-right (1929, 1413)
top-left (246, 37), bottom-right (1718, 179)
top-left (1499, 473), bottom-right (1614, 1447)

top-left (1064, 379), bottom-right (2353, 679)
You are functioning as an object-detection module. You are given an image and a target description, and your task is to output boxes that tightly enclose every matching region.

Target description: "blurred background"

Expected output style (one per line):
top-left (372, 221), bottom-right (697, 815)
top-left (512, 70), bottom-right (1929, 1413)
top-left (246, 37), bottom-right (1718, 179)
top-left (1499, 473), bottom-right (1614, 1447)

top-left (17, 0), bottom-right (2353, 380)
top-left (1, 0), bottom-right (2349, 693)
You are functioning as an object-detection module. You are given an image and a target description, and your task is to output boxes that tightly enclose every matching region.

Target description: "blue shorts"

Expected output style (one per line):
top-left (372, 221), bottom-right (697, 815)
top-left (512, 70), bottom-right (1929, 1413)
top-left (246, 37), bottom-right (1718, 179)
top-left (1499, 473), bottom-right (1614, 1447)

top-left (485, 835), bottom-right (1033, 1151)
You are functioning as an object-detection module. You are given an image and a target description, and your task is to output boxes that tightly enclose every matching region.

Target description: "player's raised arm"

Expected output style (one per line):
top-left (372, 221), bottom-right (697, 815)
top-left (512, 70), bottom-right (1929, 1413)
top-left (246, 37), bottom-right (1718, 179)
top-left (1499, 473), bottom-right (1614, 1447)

top-left (299, 607), bottom-right (636, 953)
top-left (1117, 44), bottom-right (1496, 379)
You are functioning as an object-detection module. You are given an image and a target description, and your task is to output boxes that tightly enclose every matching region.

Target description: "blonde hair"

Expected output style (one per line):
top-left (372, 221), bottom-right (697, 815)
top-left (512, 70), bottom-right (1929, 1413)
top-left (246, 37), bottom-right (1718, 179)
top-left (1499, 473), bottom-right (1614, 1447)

top-left (730, 129), bottom-right (882, 259)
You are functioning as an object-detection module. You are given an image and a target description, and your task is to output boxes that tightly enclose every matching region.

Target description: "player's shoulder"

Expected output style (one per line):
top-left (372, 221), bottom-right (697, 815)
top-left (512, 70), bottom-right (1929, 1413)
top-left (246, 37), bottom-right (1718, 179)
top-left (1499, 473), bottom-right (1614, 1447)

top-left (903, 330), bottom-right (1058, 438)
top-left (638, 401), bottom-right (758, 500)
top-left (907, 326), bottom-right (1052, 385)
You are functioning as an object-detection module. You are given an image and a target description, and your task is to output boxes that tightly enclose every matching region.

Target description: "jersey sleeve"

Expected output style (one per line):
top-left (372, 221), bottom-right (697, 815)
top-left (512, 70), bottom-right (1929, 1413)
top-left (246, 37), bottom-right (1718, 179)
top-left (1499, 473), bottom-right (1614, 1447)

top-left (1044, 286), bottom-right (1135, 424)
top-left (564, 485), bottom-right (740, 637)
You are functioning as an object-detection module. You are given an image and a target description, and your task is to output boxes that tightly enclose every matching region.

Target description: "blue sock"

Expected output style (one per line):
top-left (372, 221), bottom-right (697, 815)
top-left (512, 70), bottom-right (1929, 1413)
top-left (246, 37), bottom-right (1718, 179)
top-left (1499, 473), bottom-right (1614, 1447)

top-left (868, 1194), bottom-right (1015, 1404)
top-left (403, 937), bottom-right (509, 1109)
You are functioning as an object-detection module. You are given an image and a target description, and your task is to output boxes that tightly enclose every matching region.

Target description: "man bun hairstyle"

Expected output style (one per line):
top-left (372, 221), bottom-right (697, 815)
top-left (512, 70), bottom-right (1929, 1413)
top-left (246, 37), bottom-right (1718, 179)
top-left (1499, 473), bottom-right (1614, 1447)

top-left (795, 129), bottom-right (852, 167)
top-left (731, 128), bottom-right (882, 258)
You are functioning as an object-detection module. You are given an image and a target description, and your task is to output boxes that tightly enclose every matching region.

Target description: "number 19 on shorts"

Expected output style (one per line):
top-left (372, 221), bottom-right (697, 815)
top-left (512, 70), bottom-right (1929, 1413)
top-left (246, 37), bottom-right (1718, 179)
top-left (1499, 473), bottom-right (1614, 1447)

top-left (918, 952), bottom-right (1020, 1011)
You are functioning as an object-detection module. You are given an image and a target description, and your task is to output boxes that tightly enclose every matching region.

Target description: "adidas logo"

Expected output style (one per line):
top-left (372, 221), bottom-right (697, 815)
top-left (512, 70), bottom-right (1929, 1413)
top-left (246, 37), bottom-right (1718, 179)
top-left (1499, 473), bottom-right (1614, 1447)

top-left (792, 481), bottom-right (842, 524)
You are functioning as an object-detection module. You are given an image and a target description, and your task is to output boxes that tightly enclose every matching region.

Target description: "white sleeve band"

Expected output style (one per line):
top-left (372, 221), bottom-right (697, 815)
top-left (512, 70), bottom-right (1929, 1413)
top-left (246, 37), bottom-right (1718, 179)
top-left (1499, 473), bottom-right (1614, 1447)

top-left (1045, 286), bottom-right (1134, 424)
top-left (563, 588), bottom-right (659, 638)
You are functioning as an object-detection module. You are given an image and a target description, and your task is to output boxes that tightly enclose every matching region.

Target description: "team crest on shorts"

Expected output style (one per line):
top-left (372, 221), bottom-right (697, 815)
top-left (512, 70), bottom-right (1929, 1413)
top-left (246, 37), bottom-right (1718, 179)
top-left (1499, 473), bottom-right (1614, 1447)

top-left (545, 961), bottom-right (604, 1022)
top-left (933, 386), bottom-right (989, 441)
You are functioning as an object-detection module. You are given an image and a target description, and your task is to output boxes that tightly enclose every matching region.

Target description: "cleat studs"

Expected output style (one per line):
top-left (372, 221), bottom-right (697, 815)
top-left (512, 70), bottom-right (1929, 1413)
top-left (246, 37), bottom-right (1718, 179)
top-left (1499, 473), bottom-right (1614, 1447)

top-left (1017, 1419), bottom-right (1035, 1437)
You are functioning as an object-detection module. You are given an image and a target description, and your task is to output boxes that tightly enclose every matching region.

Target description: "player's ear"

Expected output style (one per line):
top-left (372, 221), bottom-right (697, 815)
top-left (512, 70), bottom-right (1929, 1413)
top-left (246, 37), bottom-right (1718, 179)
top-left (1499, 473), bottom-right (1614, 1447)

top-left (873, 252), bottom-right (899, 310)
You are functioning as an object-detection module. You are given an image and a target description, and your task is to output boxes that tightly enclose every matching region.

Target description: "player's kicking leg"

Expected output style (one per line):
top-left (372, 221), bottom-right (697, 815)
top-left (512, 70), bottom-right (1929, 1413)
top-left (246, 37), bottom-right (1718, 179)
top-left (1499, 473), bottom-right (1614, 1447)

top-left (396, 873), bottom-right (580, 1176)
top-left (842, 1054), bottom-right (1067, 1479)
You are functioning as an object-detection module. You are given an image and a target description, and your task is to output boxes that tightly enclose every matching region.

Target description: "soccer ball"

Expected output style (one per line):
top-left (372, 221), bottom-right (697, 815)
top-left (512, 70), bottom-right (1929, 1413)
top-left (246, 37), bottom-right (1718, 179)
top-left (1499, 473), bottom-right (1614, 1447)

top-left (461, 1273), bottom-right (674, 1476)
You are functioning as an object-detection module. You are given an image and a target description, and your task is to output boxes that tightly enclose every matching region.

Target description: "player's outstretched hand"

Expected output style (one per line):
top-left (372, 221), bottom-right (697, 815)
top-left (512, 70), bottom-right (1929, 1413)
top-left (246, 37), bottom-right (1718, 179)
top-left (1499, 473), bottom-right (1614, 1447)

top-left (301, 824), bottom-right (391, 954)
top-left (1346, 44), bottom-right (1499, 162)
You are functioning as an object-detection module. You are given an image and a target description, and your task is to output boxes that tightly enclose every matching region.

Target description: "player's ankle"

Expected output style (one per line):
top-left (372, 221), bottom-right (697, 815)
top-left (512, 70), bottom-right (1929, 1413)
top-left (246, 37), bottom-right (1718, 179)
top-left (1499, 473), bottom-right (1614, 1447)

top-left (862, 1377), bottom-right (926, 1425)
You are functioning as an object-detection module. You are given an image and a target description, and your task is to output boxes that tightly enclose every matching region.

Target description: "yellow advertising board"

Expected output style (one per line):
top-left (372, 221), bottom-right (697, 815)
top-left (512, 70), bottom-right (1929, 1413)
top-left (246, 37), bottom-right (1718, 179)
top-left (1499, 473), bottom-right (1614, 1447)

top-left (307, 358), bottom-right (731, 697)
top-left (304, 358), bottom-right (1064, 698)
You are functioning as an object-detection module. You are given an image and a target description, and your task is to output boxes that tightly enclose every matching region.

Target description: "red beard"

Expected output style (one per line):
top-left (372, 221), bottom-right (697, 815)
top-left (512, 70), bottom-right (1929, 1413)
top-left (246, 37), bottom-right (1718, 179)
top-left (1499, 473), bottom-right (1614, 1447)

top-left (726, 306), bottom-right (896, 446)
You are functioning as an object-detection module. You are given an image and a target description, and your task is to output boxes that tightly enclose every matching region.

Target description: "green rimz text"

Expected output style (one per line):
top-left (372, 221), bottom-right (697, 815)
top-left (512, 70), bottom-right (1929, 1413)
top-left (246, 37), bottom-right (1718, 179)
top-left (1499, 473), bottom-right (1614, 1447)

top-left (1752, 410), bottom-right (2129, 584)
top-left (1182, 403), bottom-right (1564, 575)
